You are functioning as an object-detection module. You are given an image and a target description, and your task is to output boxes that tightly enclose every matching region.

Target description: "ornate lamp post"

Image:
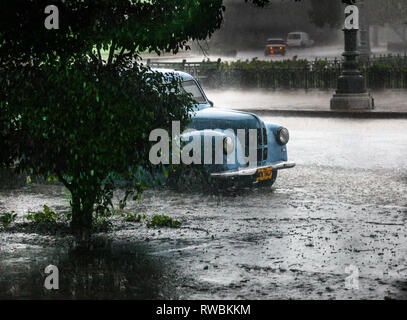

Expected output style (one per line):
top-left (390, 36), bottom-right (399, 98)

top-left (330, 2), bottom-right (374, 110)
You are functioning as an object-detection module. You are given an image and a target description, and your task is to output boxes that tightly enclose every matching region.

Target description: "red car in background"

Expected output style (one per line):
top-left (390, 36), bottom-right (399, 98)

top-left (264, 38), bottom-right (286, 56)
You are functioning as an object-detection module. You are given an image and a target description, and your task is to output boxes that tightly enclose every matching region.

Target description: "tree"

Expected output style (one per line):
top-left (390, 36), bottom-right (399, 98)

top-left (0, 0), bottom-right (226, 66)
top-left (0, 0), bottom-right (225, 240)
top-left (0, 0), bottom-right (279, 240)
top-left (2, 58), bottom-right (196, 239)
top-left (242, 0), bottom-right (346, 30)
top-left (308, 0), bottom-right (343, 29)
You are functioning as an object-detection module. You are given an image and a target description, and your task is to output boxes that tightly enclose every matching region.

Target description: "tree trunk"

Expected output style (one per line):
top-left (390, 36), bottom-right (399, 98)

top-left (71, 191), bottom-right (94, 242)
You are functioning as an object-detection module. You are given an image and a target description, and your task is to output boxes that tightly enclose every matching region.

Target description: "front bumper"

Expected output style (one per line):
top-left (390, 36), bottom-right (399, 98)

top-left (266, 50), bottom-right (285, 55)
top-left (210, 161), bottom-right (296, 179)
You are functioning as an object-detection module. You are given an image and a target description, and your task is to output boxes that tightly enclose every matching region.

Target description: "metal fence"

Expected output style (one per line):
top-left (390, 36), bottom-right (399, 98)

top-left (146, 55), bottom-right (407, 90)
top-left (146, 58), bottom-right (221, 81)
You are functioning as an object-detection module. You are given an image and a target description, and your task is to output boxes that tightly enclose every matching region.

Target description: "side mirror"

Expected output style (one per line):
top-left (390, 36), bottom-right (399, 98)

top-left (209, 100), bottom-right (214, 107)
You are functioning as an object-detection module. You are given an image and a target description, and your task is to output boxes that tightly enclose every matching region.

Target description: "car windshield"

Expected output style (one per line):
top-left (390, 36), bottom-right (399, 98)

top-left (181, 80), bottom-right (207, 104)
top-left (268, 39), bottom-right (285, 45)
top-left (288, 34), bottom-right (301, 40)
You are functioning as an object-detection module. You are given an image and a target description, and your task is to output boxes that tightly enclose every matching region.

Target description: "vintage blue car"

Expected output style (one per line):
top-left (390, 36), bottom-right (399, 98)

top-left (152, 69), bottom-right (295, 189)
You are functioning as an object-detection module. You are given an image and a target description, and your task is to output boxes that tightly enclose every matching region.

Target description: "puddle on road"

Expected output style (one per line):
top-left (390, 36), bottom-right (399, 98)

top-left (0, 237), bottom-right (183, 299)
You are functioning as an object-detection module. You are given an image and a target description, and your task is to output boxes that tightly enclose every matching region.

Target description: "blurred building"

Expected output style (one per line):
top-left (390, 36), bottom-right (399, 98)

top-left (205, 0), bottom-right (341, 53)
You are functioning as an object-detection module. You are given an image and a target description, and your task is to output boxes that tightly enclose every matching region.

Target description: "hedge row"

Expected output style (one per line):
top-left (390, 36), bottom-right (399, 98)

top-left (183, 58), bottom-right (407, 89)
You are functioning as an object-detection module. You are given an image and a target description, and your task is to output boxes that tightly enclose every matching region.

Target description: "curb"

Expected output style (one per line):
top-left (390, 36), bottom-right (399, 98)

top-left (238, 109), bottom-right (407, 119)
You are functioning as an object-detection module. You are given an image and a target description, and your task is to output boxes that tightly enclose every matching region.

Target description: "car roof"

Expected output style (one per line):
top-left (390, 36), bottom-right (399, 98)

top-left (151, 68), bottom-right (195, 81)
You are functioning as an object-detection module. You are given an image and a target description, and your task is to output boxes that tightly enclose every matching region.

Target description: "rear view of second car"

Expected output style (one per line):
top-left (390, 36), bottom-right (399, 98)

top-left (264, 38), bottom-right (287, 56)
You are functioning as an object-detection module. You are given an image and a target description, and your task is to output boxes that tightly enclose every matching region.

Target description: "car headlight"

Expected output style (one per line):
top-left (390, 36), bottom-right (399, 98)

top-left (277, 127), bottom-right (290, 145)
top-left (223, 136), bottom-right (234, 154)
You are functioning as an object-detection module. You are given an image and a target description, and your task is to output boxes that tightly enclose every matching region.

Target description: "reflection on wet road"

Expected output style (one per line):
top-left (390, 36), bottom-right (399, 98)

top-left (0, 117), bottom-right (406, 299)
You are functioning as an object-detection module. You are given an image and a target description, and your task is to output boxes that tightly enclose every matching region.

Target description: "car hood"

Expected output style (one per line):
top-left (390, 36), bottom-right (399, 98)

top-left (188, 108), bottom-right (261, 131)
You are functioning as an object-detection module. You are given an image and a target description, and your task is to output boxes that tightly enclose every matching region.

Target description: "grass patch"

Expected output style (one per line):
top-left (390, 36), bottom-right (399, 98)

top-left (0, 211), bottom-right (17, 228)
top-left (124, 213), bottom-right (147, 223)
top-left (26, 205), bottom-right (57, 223)
top-left (147, 214), bottom-right (180, 228)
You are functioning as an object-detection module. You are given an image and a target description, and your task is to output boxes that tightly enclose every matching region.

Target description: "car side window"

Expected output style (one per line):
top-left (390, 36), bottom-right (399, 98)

top-left (181, 80), bottom-right (207, 104)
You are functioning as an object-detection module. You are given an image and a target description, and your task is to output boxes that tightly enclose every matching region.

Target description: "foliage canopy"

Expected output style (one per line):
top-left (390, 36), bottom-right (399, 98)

top-left (0, 0), bottom-right (227, 238)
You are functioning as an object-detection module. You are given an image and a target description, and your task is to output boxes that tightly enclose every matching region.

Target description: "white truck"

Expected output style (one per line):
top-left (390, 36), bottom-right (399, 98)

top-left (286, 32), bottom-right (314, 48)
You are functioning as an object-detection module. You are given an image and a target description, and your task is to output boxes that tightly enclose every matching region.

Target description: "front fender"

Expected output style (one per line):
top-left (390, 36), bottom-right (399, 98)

top-left (264, 122), bottom-right (288, 163)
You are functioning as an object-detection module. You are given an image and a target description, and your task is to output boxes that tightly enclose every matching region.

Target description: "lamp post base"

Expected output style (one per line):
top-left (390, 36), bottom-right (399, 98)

top-left (330, 92), bottom-right (374, 110)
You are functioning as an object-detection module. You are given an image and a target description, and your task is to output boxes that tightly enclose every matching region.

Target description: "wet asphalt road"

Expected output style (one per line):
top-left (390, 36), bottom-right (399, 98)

top-left (0, 117), bottom-right (406, 299)
top-left (130, 116), bottom-right (407, 300)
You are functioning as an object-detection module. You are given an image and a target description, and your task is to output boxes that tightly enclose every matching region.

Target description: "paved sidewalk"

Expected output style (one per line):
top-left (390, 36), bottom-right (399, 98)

top-left (206, 89), bottom-right (407, 118)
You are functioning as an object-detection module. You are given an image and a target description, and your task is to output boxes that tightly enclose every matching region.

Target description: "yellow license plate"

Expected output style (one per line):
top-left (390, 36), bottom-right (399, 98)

top-left (256, 167), bottom-right (273, 181)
